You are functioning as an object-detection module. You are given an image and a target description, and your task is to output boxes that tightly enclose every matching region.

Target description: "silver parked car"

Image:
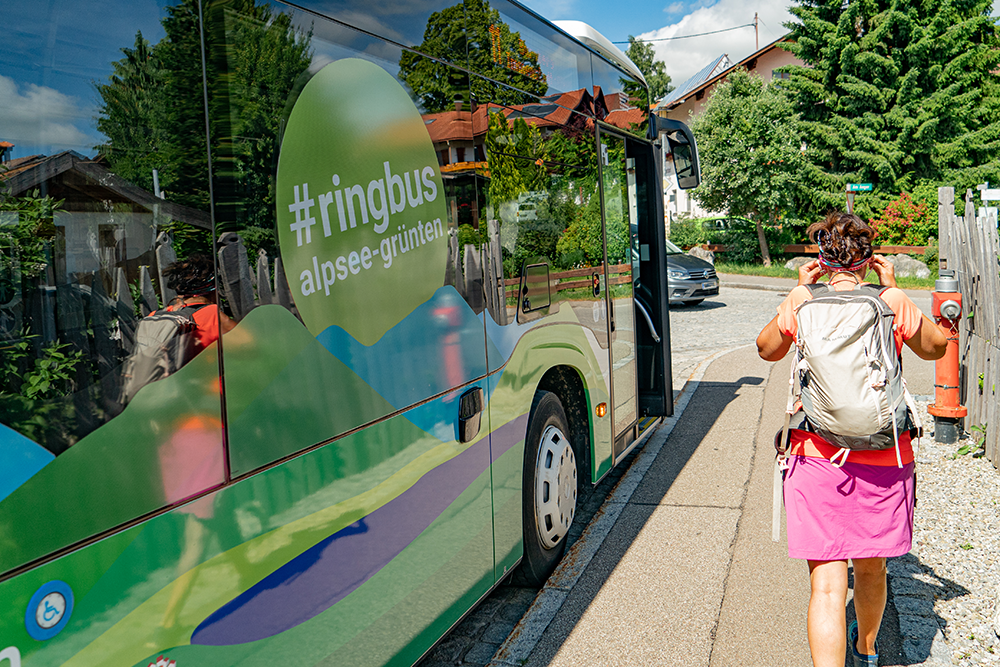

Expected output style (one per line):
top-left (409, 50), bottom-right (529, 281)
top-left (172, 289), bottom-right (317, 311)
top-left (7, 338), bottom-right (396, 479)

top-left (666, 239), bottom-right (719, 306)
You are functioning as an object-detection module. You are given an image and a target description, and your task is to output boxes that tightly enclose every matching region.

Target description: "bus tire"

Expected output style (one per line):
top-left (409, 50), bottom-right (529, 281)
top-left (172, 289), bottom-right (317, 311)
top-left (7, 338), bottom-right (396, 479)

top-left (513, 391), bottom-right (578, 587)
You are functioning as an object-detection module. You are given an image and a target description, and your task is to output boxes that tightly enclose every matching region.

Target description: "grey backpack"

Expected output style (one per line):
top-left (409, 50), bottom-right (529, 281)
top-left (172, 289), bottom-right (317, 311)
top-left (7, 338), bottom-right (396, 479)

top-left (772, 284), bottom-right (920, 540)
top-left (791, 283), bottom-right (918, 456)
top-left (119, 304), bottom-right (207, 404)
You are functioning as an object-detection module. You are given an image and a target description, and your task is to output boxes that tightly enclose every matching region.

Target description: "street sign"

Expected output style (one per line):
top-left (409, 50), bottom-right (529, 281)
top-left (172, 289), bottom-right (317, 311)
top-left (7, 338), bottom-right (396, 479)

top-left (847, 183), bottom-right (873, 192)
top-left (980, 188), bottom-right (1000, 202)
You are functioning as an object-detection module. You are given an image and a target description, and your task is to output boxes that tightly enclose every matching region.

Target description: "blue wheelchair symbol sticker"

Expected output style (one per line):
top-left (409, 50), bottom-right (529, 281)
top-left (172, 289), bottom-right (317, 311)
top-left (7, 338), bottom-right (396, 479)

top-left (25, 581), bottom-right (73, 641)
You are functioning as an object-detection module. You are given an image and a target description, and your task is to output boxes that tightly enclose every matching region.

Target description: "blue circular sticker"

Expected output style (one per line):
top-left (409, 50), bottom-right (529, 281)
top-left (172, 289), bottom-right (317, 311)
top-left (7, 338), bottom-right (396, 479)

top-left (25, 580), bottom-right (73, 641)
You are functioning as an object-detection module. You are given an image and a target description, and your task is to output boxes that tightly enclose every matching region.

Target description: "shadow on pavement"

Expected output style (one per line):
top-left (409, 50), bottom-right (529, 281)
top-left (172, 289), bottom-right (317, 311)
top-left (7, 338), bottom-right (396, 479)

top-left (672, 299), bottom-right (727, 311)
top-left (877, 552), bottom-right (969, 666)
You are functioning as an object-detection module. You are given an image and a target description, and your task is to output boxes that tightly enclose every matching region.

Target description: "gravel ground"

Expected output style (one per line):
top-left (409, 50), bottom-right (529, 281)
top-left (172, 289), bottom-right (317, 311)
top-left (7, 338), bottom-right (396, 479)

top-left (902, 399), bottom-right (1000, 665)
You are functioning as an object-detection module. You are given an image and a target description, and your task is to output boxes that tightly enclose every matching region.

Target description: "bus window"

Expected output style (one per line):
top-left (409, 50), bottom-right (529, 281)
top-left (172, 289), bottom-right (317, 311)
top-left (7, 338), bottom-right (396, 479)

top-left (469, 0), bottom-right (593, 100)
top-left (475, 100), bottom-right (611, 374)
top-left (591, 52), bottom-right (645, 123)
top-left (294, 0), bottom-right (469, 63)
top-left (207, 2), bottom-right (489, 475)
top-left (0, 0), bottom-right (225, 574)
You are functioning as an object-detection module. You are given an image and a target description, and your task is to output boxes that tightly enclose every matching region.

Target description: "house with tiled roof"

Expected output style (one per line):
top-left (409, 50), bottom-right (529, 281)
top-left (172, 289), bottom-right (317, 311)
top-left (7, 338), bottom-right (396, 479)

top-left (424, 87), bottom-right (644, 226)
top-left (653, 35), bottom-right (804, 223)
top-left (2, 151), bottom-right (210, 230)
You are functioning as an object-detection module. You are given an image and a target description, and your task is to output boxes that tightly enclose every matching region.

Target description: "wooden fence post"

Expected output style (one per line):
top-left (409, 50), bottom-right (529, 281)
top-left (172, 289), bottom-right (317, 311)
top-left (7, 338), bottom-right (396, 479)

top-left (154, 231), bottom-right (177, 306)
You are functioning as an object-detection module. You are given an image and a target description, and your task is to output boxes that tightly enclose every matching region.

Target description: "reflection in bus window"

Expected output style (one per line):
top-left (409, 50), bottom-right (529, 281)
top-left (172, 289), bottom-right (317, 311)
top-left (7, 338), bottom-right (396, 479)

top-left (119, 254), bottom-right (235, 404)
top-left (475, 98), bottom-right (610, 372)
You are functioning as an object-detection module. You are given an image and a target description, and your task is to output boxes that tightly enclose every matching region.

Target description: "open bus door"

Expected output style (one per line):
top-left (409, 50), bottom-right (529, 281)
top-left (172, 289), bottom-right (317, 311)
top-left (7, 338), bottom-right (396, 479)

top-left (631, 118), bottom-right (701, 421)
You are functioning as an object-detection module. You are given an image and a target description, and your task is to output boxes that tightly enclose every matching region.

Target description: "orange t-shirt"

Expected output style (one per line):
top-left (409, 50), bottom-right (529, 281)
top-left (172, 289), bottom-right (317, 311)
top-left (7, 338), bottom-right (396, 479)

top-left (776, 282), bottom-right (924, 466)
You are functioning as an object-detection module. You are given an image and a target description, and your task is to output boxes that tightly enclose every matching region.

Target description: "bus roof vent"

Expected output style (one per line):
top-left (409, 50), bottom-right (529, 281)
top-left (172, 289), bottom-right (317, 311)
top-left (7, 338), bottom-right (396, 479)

top-left (553, 20), bottom-right (647, 88)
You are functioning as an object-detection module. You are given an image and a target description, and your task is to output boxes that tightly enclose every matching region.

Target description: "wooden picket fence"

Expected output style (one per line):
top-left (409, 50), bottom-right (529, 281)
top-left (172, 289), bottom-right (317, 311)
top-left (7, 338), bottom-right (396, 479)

top-left (938, 187), bottom-right (1000, 467)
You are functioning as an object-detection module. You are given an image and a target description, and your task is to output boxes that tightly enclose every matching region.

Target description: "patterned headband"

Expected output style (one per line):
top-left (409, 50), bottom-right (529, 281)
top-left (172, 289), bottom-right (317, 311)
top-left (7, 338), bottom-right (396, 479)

top-left (816, 230), bottom-right (872, 272)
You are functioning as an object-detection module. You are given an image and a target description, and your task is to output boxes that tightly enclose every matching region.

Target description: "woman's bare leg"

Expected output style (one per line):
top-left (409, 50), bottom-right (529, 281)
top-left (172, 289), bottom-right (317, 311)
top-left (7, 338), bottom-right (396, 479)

top-left (807, 559), bottom-right (849, 667)
top-left (851, 557), bottom-right (887, 656)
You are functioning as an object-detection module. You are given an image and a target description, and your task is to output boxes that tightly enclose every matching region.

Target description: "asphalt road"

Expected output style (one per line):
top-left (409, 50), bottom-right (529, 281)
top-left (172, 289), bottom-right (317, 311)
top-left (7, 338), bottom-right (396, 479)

top-left (669, 286), bottom-right (790, 395)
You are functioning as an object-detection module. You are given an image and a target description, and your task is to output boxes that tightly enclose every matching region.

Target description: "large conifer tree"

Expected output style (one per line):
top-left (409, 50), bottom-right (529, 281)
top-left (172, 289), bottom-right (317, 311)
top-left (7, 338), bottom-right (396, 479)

top-left (784, 0), bottom-right (1000, 213)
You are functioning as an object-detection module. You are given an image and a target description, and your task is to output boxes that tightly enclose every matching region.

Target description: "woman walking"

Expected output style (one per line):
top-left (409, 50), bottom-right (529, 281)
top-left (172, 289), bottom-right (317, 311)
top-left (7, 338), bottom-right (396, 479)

top-left (755, 212), bottom-right (947, 666)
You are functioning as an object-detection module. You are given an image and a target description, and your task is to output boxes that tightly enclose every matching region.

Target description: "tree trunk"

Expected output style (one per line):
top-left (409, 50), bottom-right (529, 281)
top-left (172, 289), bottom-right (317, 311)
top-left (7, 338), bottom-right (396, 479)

top-left (756, 216), bottom-right (771, 267)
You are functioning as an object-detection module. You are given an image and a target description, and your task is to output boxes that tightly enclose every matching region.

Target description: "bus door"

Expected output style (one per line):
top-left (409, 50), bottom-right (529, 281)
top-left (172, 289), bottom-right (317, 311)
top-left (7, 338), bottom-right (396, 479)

top-left (597, 128), bottom-right (640, 458)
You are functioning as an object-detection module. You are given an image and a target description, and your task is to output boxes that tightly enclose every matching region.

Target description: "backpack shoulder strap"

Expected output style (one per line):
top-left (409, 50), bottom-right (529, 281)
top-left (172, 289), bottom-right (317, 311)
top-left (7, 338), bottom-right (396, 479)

top-left (803, 283), bottom-right (829, 296)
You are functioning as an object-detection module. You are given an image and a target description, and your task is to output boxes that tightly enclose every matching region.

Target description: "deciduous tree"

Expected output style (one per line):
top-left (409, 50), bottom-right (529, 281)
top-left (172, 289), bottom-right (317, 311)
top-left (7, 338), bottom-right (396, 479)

top-left (624, 37), bottom-right (673, 107)
top-left (690, 69), bottom-right (806, 266)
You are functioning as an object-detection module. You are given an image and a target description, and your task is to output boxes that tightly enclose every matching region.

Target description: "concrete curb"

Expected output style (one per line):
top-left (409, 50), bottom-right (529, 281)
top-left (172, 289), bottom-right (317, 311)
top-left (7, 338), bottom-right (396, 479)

top-left (487, 345), bottom-right (753, 667)
top-left (721, 281), bottom-right (793, 294)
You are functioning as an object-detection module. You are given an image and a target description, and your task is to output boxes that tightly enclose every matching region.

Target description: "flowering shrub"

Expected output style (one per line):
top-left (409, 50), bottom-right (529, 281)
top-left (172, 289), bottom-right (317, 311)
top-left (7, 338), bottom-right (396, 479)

top-left (869, 193), bottom-right (937, 246)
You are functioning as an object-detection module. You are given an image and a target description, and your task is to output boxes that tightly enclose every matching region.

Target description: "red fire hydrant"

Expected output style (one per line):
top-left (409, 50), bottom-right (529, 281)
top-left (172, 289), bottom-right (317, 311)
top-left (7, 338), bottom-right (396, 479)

top-left (927, 270), bottom-right (966, 443)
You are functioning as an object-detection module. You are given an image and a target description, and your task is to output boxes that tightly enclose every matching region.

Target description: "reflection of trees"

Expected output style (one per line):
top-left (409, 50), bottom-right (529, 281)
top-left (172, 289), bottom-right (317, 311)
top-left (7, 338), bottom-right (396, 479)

top-left (0, 187), bottom-right (86, 451)
top-left (95, 0), bottom-right (312, 246)
top-left (399, 0), bottom-right (547, 113)
top-left (483, 111), bottom-right (612, 274)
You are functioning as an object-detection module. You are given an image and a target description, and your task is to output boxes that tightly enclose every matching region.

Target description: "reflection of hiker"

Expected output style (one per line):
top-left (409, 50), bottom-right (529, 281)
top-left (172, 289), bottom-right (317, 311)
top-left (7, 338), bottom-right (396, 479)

top-left (119, 254), bottom-right (234, 404)
top-left (158, 414), bottom-right (224, 636)
top-left (161, 253), bottom-right (236, 347)
top-left (756, 213), bottom-right (947, 667)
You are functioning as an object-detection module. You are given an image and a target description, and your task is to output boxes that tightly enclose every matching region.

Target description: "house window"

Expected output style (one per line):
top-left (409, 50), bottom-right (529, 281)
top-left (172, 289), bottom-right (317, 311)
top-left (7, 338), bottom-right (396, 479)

top-left (773, 70), bottom-right (791, 80)
top-left (456, 147), bottom-right (466, 163)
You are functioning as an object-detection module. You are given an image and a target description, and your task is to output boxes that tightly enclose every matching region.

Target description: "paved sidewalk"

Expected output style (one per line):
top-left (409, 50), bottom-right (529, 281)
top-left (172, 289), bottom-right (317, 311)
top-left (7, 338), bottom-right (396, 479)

top-left (492, 345), bottom-right (819, 666)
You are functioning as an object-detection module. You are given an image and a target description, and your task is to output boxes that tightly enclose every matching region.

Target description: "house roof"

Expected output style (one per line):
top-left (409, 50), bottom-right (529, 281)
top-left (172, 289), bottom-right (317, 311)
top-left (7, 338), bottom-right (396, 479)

top-left (654, 34), bottom-right (793, 111)
top-left (424, 87), bottom-right (641, 144)
top-left (657, 54), bottom-right (731, 109)
top-left (1, 151), bottom-right (212, 229)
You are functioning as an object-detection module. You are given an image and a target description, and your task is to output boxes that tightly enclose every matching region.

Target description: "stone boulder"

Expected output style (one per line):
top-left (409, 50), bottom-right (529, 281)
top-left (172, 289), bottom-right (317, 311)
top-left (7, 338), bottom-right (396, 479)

top-left (688, 245), bottom-right (715, 264)
top-left (883, 254), bottom-right (931, 279)
top-left (785, 256), bottom-right (813, 272)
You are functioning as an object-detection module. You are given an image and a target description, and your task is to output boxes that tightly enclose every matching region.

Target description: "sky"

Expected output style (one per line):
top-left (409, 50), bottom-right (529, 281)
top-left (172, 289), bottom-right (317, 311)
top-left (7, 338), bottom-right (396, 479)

top-left (519, 0), bottom-right (796, 91)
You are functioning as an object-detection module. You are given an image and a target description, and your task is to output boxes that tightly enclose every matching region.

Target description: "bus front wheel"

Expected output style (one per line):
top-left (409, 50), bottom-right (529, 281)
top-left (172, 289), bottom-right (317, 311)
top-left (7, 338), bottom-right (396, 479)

top-left (514, 391), bottom-right (578, 587)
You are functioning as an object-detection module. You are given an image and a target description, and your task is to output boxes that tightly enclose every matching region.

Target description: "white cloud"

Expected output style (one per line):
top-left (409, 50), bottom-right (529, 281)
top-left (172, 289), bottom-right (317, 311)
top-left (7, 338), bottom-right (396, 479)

top-left (639, 0), bottom-right (795, 94)
top-left (0, 75), bottom-right (94, 152)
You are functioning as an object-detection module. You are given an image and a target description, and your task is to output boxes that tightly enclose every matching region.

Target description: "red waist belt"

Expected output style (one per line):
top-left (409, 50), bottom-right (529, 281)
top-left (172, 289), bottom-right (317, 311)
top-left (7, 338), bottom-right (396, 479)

top-left (786, 428), bottom-right (914, 467)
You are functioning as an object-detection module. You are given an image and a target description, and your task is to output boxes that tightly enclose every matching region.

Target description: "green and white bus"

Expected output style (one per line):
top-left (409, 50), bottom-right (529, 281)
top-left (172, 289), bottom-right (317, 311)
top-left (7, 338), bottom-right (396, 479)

top-left (0, 0), bottom-right (699, 664)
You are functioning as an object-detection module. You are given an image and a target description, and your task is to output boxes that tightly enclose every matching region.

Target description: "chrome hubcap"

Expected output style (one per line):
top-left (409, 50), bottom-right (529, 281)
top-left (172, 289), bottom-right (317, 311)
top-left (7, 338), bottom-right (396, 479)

top-left (534, 425), bottom-right (577, 549)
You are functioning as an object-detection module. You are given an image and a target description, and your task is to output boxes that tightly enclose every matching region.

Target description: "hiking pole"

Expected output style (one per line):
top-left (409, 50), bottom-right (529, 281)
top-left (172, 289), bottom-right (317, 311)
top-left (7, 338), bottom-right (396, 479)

top-left (928, 271), bottom-right (966, 443)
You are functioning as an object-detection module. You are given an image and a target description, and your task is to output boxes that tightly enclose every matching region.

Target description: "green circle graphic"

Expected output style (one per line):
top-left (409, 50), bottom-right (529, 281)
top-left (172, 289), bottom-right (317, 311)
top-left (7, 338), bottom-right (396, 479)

top-left (276, 58), bottom-right (449, 344)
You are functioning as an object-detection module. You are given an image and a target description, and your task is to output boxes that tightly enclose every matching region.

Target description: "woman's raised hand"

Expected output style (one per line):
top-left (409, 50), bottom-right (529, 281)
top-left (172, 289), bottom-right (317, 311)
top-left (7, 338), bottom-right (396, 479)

top-left (869, 255), bottom-right (897, 288)
top-left (798, 259), bottom-right (824, 286)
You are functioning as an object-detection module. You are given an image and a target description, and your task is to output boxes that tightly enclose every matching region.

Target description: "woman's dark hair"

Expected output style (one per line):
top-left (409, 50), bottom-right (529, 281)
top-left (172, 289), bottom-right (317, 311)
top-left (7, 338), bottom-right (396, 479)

top-left (162, 253), bottom-right (216, 297)
top-left (806, 212), bottom-right (874, 269)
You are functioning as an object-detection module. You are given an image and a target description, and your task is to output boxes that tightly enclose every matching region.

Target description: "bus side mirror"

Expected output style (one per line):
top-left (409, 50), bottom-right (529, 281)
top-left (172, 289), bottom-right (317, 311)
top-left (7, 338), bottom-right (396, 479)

top-left (649, 116), bottom-right (701, 190)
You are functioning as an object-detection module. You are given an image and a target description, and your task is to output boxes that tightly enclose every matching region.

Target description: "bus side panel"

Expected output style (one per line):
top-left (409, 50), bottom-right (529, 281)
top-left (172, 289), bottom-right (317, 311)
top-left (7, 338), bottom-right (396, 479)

top-left (487, 321), bottom-right (612, 580)
top-left (0, 383), bottom-right (494, 667)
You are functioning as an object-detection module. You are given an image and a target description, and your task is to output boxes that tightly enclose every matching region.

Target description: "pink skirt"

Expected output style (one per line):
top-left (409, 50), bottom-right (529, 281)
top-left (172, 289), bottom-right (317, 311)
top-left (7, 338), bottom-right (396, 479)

top-left (783, 455), bottom-right (915, 561)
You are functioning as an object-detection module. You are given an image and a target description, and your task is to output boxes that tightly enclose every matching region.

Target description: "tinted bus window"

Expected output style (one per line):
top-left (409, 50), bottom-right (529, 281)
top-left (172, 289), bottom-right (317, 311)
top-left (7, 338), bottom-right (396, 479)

top-left (591, 52), bottom-right (646, 122)
top-left (470, 0), bottom-right (593, 101)
top-left (0, 0), bottom-right (225, 573)
top-left (293, 0), bottom-right (468, 60)
top-left (207, 1), bottom-right (488, 475)
top-left (474, 97), bottom-right (611, 375)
